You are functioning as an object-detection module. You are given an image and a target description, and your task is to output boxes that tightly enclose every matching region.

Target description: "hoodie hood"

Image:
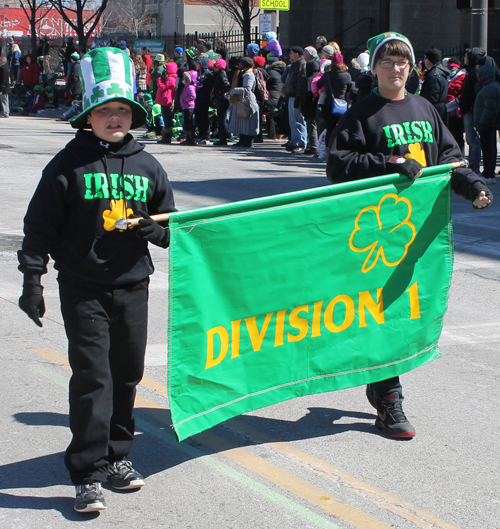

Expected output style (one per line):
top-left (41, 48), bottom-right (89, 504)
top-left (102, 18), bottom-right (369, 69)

top-left (478, 63), bottom-right (495, 86)
top-left (268, 61), bottom-right (286, 74)
top-left (196, 56), bottom-right (209, 71)
top-left (467, 47), bottom-right (486, 69)
top-left (165, 62), bottom-right (178, 75)
top-left (184, 70), bottom-right (198, 84)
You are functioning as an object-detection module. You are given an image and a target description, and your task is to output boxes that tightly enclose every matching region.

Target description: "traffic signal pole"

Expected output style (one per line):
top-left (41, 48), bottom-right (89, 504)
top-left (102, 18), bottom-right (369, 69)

top-left (470, 0), bottom-right (488, 51)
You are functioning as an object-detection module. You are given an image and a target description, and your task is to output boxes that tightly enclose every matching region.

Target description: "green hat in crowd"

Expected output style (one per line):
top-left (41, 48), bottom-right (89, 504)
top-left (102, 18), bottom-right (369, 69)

top-left (366, 32), bottom-right (415, 72)
top-left (34, 85), bottom-right (43, 92)
top-left (185, 49), bottom-right (196, 60)
top-left (70, 47), bottom-right (147, 130)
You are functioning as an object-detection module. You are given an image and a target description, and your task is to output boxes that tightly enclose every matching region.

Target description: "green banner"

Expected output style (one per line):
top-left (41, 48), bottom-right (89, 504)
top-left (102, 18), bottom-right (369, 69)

top-left (167, 166), bottom-right (454, 441)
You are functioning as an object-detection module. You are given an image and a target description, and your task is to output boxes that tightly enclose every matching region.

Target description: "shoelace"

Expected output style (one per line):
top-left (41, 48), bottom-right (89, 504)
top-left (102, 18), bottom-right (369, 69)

top-left (383, 400), bottom-right (408, 423)
top-left (77, 483), bottom-right (101, 495)
top-left (110, 460), bottom-right (134, 476)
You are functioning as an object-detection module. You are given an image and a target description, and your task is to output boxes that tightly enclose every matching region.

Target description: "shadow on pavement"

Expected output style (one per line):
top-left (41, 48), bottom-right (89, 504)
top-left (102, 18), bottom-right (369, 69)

top-left (171, 176), bottom-right (329, 203)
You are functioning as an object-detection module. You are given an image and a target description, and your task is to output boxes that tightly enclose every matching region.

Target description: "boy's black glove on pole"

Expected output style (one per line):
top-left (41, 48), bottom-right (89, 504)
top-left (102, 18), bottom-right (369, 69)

top-left (136, 214), bottom-right (170, 247)
top-left (387, 157), bottom-right (423, 180)
top-left (19, 274), bottom-right (45, 327)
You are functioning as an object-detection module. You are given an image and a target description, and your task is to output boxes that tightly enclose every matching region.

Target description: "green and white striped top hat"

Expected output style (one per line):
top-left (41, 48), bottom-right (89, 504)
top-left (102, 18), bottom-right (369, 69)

top-left (70, 47), bottom-right (147, 130)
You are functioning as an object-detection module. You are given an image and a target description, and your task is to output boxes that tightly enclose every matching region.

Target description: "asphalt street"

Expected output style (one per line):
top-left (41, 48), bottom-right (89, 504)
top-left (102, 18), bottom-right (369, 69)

top-left (0, 115), bottom-right (499, 529)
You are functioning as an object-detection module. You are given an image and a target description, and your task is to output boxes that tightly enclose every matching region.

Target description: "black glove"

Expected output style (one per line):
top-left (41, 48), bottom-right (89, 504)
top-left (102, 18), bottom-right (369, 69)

top-left (387, 157), bottom-right (423, 180)
top-left (470, 181), bottom-right (493, 209)
top-left (19, 274), bottom-right (45, 327)
top-left (136, 214), bottom-right (170, 247)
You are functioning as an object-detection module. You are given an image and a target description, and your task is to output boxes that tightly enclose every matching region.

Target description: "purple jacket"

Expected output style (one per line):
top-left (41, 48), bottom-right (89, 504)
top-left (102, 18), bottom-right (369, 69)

top-left (180, 70), bottom-right (198, 110)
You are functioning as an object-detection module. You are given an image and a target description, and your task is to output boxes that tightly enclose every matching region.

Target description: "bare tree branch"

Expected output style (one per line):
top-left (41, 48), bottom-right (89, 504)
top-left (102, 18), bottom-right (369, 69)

top-left (48, 0), bottom-right (108, 51)
top-left (201, 0), bottom-right (260, 48)
top-left (18, 0), bottom-right (53, 54)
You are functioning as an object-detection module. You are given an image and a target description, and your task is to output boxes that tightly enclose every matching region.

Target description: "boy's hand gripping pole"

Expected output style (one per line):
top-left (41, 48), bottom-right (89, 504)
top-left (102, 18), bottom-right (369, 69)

top-left (114, 213), bottom-right (170, 231)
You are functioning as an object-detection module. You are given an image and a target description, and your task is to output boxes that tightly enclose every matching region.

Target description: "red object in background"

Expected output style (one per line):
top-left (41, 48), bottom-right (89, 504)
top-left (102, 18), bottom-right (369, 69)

top-left (0, 8), bottom-right (100, 38)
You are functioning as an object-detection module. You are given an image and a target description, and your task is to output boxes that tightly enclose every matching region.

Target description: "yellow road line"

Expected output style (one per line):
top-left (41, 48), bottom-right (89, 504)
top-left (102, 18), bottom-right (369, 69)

top-left (228, 419), bottom-right (461, 529)
top-left (138, 364), bottom-right (461, 529)
top-left (194, 429), bottom-right (394, 529)
top-left (31, 347), bottom-right (461, 529)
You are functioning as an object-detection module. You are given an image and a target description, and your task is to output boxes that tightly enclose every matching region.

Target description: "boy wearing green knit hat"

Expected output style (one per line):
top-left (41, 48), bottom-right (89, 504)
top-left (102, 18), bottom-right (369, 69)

top-left (18, 47), bottom-right (176, 512)
top-left (327, 32), bottom-right (492, 440)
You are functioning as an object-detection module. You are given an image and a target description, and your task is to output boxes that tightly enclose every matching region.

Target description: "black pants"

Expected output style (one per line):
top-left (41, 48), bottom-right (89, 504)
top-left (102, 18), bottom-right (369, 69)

top-left (59, 274), bottom-right (149, 485)
top-left (216, 99), bottom-right (229, 143)
top-left (195, 102), bottom-right (210, 140)
top-left (368, 376), bottom-right (402, 397)
top-left (183, 108), bottom-right (195, 143)
top-left (239, 134), bottom-right (254, 147)
top-left (478, 124), bottom-right (497, 179)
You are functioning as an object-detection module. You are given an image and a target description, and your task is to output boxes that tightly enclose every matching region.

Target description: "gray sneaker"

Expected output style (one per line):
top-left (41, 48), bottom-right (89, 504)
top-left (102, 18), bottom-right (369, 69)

top-left (74, 483), bottom-right (106, 512)
top-left (108, 460), bottom-right (145, 490)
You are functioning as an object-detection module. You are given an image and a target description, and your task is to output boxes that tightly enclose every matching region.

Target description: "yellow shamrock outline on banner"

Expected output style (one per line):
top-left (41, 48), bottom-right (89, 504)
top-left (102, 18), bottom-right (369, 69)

top-left (349, 193), bottom-right (416, 273)
top-left (103, 199), bottom-right (133, 231)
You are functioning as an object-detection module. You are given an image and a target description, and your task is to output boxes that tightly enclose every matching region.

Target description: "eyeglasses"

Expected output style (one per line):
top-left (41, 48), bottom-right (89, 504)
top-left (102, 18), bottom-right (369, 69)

top-left (377, 59), bottom-right (410, 69)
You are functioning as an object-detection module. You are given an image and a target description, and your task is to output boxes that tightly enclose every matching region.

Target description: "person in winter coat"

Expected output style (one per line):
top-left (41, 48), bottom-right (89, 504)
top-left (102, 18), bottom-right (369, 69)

top-left (19, 54), bottom-right (40, 90)
top-left (283, 46), bottom-right (308, 153)
top-left (352, 52), bottom-right (373, 104)
top-left (10, 43), bottom-right (21, 85)
top-left (327, 32), bottom-right (493, 440)
top-left (215, 38), bottom-right (229, 63)
top-left (474, 63), bottom-right (500, 183)
top-left (316, 52), bottom-right (351, 148)
top-left (28, 84), bottom-right (45, 115)
top-left (211, 59), bottom-right (231, 145)
top-left (264, 59), bottom-right (285, 139)
top-left (0, 56), bottom-right (11, 117)
top-left (252, 55), bottom-right (268, 143)
top-left (195, 56), bottom-right (214, 144)
top-left (460, 48), bottom-right (486, 172)
top-left (142, 47), bottom-right (152, 87)
top-left (132, 52), bottom-right (148, 96)
top-left (264, 31), bottom-right (283, 60)
top-left (66, 52), bottom-right (82, 102)
top-left (420, 48), bottom-right (449, 120)
top-left (300, 47), bottom-right (321, 155)
top-left (444, 59), bottom-right (466, 151)
top-left (311, 59), bottom-right (331, 138)
top-left (18, 47), bottom-right (176, 514)
top-left (150, 54), bottom-right (165, 100)
top-left (179, 70), bottom-right (198, 145)
top-left (64, 37), bottom-right (78, 77)
top-left (228, 57), bottom-right (259, 148)
top-left (156, 62), bottom-right (178, 144)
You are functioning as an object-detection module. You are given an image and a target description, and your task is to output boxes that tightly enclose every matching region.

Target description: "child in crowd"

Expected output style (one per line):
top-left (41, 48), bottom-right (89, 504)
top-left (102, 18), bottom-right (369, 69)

top-left (18, 47), bottom-right (176, 513)
top-left (156, 61), bottom-right (178, 144)
top-left (180, 69), bottom-right (198, 145)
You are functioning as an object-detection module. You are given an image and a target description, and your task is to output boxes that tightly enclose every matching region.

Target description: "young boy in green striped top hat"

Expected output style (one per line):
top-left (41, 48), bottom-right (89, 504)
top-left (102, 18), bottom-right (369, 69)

top-left (18, 47), bottom-right (176, 513)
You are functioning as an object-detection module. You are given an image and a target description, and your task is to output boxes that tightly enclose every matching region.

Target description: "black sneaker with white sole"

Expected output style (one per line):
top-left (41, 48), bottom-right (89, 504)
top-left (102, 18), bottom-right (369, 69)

top-left (366, 385), bottom-right (416, 439)
top-left (108, 460), bottom-right (145, 490)
top-left (74, 483), bottom-right (106, 512)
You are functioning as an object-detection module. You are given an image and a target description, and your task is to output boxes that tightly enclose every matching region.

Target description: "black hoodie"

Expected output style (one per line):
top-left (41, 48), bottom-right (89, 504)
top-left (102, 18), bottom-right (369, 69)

top-left (327, 92), bottom-right (483, 200)
top-left (18, 130), bottom-right (176, 285)
top-left (460, 47), bottom-right (486, 116)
